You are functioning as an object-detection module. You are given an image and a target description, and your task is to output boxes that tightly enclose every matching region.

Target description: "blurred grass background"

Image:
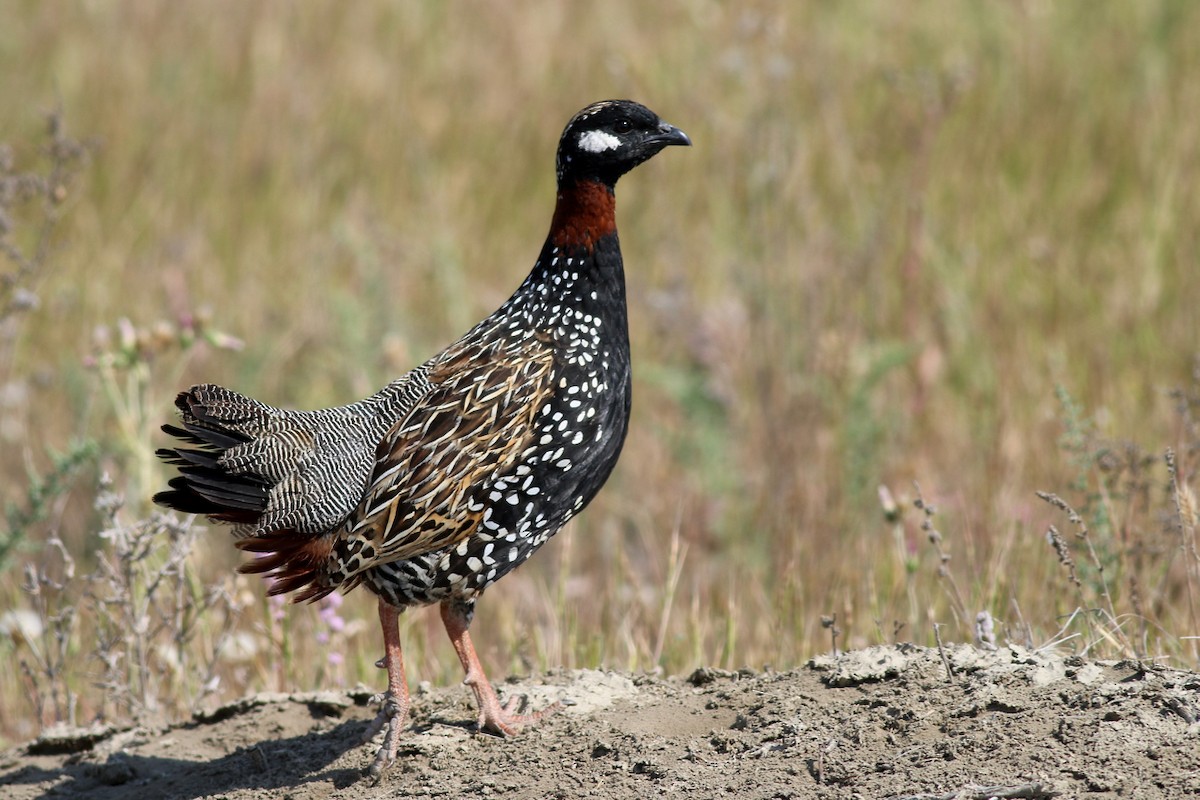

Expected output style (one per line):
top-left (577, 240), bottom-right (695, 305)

top-left (2, 1), bottom-right (1200, 743)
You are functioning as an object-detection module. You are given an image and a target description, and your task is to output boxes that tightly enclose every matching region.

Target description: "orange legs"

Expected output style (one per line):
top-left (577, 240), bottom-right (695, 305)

top-left (363, 597), bottom-right (559, 778)
top-left (439, 598), bottom-right (560, 736)
top-left (363, 598), bottom-right (410, 777)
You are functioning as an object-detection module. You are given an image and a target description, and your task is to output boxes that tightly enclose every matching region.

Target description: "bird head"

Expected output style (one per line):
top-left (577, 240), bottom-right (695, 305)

top-left (556, 100), bottom-right (691, 188)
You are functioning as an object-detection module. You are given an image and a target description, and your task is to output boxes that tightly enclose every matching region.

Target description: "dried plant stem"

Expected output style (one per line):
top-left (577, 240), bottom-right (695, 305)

top-left (722, 590), bottom-right (737, 670)
top-left (913, 483), bottom-right (968, 632)
top-left (1165, 449), bottom-right (1200, 662)
top-left (0, 107), bottom-right (92, 328)
top-left (1043, 523), bottom-right (1094, 647)
top-left (879, 485), bottom-right (919, 635)
top-left (1037, 491), bottom-right (1131, 656)
top-left (821, 614), bottom-right (840, 656)
top-left (1009, 598), bottom-right (1033, 649)
top-left (16, 538), bottom-right (78, 728)
top-left (652, 511), bottom-right (687, 666)
top-left (84, 477), bottom-right (239, 724)
top-left (932, 623), bottom-right (955, 683)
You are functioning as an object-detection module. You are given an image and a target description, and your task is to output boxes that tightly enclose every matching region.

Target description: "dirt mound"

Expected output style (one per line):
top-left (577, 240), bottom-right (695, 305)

top-left (3, 644), bottom-right (1198, 799)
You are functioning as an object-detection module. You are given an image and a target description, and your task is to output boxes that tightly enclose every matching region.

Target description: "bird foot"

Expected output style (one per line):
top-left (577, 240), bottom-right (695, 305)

top-left (476, 694), bottom-right (563, 737)
top-left (363, 692), bottom-right (408, 778)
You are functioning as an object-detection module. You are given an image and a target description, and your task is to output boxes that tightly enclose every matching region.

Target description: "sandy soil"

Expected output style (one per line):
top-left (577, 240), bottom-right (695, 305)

top-left (3, 644), bottom-right (1198, 799)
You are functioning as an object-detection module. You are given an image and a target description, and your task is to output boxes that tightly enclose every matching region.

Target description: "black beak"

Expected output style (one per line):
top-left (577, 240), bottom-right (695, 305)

top-left (649, 121), bottom-right (692, 148)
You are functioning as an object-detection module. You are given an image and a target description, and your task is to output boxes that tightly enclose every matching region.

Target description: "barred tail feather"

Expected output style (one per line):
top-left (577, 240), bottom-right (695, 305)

top-left (153, 389), bottom-right (271, 522)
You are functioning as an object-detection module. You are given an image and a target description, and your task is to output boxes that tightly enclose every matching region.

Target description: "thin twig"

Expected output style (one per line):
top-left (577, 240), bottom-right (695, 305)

top-left (932, 623), bottom-right (955, 683)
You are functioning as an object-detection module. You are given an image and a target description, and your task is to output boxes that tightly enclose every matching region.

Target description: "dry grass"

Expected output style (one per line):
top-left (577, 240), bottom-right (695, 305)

top-left (2, 1), bottom-right (1200, 745)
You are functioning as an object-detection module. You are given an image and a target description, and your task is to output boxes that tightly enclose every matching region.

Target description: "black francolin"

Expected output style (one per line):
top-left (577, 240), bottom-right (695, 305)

top-left (154, 99), bottom-right (690, 774)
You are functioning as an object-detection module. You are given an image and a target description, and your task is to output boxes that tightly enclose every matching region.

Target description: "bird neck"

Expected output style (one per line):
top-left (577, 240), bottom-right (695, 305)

top-left (518, 232), bottom-right (626, 325)
top-left (483, 177), bottom-right (628, 347)
top-left (504, 182), bottom-right (627, 343)
top-left (549, 178), bottom-right (617, 253)
top-left (538, 178), bottom-right (625, 309)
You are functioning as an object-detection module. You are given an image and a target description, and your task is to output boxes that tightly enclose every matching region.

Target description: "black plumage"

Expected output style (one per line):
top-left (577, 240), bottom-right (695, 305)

top-left (154, 99), bottom-right (689, 774)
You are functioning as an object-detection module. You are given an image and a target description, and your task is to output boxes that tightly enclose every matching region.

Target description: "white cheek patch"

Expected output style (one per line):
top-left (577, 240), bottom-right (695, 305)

top-left (577, 130), bottom-right (622, 154)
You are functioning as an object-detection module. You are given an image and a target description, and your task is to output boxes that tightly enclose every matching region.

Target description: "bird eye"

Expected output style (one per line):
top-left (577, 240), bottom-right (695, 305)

top-left (613, 119), bottom-right (633, 134)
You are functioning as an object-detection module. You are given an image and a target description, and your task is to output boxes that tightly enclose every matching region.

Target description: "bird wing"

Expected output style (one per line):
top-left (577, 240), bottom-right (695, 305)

top-left (234, 328), bottom-right (556, 602)
top-left (335, 330), bottom-right (557, 573)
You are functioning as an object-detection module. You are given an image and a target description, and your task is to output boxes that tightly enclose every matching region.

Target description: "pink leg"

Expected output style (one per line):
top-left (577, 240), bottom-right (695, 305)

top-left (439, 599), bottom-right (560, 735)
top-left (362, 599), bottom-right (410, 777)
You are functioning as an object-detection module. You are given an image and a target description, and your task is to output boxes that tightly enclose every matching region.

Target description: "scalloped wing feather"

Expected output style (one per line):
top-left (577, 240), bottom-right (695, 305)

top-left (239, 331), bottom-right (557, 597)
top-left (345, 335), bottom-right (556, 568)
